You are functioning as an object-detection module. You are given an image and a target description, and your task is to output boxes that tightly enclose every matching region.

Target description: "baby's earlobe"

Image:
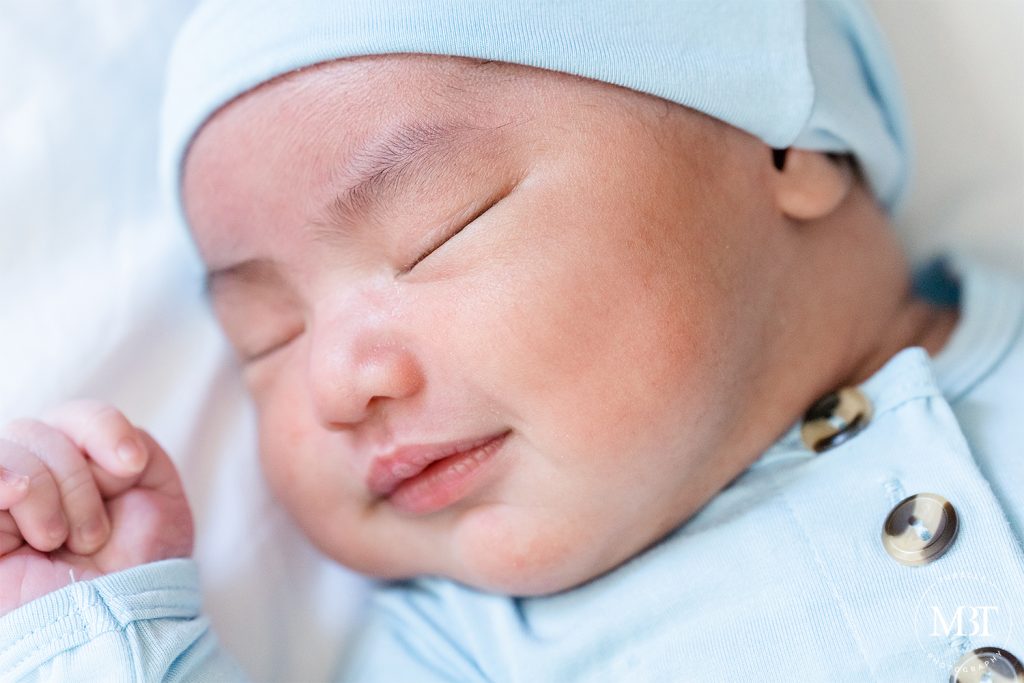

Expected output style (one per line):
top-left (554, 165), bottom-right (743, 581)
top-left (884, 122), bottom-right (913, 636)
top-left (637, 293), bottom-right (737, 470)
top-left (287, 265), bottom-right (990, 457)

top-left (771, 148), bottom-right (854, 222)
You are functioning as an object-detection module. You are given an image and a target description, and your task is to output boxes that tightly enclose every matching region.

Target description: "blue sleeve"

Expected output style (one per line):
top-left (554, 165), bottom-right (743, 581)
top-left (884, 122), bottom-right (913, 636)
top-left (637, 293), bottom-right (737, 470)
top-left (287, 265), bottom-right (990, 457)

top-left (336, 580), bottom-right (487, 683)
top-left (0, 558), bottom-right (250, 682)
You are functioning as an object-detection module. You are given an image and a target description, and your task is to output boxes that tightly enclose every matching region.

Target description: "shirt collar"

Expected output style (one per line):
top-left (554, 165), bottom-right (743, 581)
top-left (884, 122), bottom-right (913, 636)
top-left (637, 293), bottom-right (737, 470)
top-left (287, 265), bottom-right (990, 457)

top-left (925, 252), bottom-right (1024, 402)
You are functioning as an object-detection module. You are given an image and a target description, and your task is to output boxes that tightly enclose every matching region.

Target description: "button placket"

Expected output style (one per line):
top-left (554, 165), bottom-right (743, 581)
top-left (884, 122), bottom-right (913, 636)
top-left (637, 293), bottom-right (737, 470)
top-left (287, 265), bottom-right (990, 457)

top-left (783, 352), bottom-right (1024, 678)
top-left (873, 452), bottom-right (1024, 678)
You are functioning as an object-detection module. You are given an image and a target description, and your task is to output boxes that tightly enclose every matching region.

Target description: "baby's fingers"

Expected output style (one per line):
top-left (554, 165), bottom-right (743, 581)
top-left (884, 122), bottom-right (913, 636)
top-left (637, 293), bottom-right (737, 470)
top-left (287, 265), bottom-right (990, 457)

top-left (1, 419), bottom-right (114, 554)
top-left (0, 469), bottom-right (29, 555)
top-left (0, 511), bottom-right (23, 556)
top-left (41, 400), bottom-right (148, 480)
top-left (0, 436), bottom-right (70, 552)
top-left (5, 420), bottom-right (114, 555)
top-left (0, 465), bottom-right (30, 509)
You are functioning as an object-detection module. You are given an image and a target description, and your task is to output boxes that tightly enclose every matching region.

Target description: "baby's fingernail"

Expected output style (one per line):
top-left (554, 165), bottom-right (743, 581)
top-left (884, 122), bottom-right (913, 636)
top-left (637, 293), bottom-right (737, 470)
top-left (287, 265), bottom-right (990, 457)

top-left (48, 512), bottom-right (68, 541)
top-left (75, 517), bottom-right (108, 548)
top-left (0, 466), bottom-right (29, 490)
top-left (116, 437), bottom-right (145, 470)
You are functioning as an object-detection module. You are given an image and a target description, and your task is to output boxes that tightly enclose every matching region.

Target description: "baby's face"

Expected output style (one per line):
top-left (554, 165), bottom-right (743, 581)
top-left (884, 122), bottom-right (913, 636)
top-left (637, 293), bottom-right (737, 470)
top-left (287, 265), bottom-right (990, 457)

top-left (183, 55), bottom-right (791, 596)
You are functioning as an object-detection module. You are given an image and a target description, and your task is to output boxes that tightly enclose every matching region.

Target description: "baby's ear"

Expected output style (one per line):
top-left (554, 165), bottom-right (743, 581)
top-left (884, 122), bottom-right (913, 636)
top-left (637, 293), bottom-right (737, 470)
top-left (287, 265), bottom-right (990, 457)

top-left (769, 148), bottom-right (855, 221)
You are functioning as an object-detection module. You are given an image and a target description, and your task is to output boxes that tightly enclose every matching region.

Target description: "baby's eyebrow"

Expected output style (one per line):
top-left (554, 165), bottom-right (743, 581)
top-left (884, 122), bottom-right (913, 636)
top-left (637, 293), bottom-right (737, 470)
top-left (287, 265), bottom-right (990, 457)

top-left (312, 117), bottom-right (511, 242)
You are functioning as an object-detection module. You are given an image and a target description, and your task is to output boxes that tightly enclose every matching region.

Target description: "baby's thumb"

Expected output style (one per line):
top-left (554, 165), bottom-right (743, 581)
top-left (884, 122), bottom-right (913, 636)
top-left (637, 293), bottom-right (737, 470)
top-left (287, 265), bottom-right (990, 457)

top-left (101, 485), bottom-right (194, 568)
top-left (131, 429), bottom-right (188, 499)
top-left (98, 430), bottom-right (194, 567)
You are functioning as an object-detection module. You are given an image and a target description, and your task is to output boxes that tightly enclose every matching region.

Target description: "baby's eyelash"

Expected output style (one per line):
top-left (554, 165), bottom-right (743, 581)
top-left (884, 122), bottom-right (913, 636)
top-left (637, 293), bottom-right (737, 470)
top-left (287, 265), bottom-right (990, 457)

top-left (402, 198), bottom-right (499, 273)
top-left (243, 330), bottom-right (303, 365)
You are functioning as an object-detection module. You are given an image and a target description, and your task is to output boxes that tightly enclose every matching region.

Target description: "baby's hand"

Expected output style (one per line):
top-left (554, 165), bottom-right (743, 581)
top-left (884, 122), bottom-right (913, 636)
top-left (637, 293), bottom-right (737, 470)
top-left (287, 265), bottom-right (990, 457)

top-left (0, 400), bottom-right (193, 618)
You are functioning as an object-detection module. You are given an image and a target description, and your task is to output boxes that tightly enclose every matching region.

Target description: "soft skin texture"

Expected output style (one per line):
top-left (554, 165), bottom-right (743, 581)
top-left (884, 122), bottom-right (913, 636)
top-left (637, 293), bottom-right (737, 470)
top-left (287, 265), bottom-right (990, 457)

top-left (182, 54), bottom-right (958, 596)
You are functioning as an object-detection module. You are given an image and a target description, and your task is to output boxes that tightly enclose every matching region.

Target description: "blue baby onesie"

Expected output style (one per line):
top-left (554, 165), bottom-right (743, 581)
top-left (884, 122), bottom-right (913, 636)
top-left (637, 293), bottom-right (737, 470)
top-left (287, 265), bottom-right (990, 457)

top-left (2, 251), bottom-right (1022, 682)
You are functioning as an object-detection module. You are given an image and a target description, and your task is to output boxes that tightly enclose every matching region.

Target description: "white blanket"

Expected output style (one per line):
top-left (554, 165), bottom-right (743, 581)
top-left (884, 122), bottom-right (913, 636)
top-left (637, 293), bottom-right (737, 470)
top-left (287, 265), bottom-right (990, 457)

top-left (0, 1), bottom-right (1020, 680)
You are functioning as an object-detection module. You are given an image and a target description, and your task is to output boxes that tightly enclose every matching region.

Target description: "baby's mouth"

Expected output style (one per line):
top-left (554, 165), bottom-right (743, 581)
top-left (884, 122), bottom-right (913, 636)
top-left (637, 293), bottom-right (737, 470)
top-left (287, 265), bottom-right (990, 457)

top-left (366, 430), bottom-right (511, 515)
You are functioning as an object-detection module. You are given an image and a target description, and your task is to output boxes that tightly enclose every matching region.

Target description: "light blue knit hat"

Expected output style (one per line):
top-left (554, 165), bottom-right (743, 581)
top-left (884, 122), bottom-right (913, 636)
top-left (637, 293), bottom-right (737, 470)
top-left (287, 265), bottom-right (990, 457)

top-left (160, 0), bottom-right (911, 226)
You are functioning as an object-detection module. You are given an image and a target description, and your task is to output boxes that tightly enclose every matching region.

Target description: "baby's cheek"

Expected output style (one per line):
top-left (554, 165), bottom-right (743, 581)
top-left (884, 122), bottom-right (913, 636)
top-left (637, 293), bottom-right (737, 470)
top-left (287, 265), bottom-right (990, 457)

top-left (490, 254), bottom-right (711, 463)
top-left (254, 401), bottom-right (346, 521)
top-left (254, 397), bottom-right (306, 495)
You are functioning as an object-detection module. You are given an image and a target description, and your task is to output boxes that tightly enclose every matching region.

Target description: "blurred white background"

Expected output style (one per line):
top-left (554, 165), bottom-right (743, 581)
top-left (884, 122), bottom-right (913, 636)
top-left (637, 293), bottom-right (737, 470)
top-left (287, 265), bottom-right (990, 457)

top-left (869, 0), bottom-right (1024, 268)
top-left (0, 1), bottom-right (1021, 681)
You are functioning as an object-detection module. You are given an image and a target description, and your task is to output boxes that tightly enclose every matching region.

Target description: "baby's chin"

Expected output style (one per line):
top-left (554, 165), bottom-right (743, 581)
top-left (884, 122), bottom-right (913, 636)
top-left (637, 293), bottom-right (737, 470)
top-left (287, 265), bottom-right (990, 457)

top-left (433, 503), bottom-right (652, 597)
top-left (313, 500), bottom-right (660, 597)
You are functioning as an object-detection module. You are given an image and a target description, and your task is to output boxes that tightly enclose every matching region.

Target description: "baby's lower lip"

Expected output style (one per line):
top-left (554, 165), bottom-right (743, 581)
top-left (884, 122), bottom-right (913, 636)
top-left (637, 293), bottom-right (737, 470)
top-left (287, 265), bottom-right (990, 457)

top-left (386, 431), bottom-right (510, 516)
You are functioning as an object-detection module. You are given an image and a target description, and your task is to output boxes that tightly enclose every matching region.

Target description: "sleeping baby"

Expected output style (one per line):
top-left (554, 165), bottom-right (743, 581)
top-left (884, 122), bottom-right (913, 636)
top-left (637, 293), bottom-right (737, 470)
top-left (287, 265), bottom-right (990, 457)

top-left (3, 0), bottom-right (1024, 681)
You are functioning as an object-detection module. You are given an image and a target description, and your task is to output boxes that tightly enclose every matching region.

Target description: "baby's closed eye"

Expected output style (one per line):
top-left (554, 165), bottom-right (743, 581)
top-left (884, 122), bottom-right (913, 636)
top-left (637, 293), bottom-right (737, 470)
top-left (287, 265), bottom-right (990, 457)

top-left (398, 186), bottom-right (512, 275)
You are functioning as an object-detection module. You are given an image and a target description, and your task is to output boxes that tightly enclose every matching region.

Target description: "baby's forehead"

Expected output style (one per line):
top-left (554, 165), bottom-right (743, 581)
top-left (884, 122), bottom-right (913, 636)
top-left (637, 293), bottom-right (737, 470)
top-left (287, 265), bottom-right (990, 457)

top-left (260, 54), bottom-right (663, 135)
top-left (188, 54), bottom-right (685, 205)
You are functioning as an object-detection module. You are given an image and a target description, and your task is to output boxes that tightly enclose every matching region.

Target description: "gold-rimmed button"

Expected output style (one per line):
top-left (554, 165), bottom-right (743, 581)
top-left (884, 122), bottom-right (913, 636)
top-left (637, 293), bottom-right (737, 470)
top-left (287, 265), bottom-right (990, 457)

top-left (800, 386), bottom-right (872, 452)
top-left (882, 493), bottom-right (958, 566)
top-left (950, 647), bottom-right (1024, 682)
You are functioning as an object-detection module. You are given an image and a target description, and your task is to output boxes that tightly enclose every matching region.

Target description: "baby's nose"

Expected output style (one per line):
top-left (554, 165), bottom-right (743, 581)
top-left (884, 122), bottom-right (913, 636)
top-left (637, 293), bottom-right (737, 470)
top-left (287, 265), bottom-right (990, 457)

top-left (305, 320), bottom-right (424, 428)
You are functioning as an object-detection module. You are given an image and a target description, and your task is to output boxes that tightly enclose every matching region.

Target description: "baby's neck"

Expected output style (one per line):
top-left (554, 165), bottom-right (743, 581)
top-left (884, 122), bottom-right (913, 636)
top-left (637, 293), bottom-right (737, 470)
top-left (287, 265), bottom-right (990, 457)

top-left (842, 294), bottom-right (961, 387)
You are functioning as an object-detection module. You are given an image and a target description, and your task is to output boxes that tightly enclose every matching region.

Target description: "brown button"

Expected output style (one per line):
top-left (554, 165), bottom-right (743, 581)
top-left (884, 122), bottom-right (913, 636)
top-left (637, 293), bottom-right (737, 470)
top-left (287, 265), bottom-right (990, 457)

top-left (881, 493), bottom-right (959, 566)
top-left (800, 386), bottom-right (872, 452)
top-left (950, 647), bottom-right (1024, 682)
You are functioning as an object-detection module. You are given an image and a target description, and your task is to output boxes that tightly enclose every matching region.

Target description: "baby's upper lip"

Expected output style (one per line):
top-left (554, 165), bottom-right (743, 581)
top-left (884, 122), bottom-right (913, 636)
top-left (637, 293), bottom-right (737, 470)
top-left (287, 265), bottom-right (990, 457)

top-left (366, 431), bottom-right (509, 498)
